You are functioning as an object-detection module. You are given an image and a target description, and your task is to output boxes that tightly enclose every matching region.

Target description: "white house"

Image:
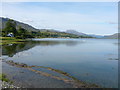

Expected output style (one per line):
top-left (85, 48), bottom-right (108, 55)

top-left (7, 33), bottom-right (14, 37)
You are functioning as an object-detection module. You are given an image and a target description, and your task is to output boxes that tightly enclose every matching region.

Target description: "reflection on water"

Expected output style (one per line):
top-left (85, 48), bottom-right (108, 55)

top-left (2, 39), bottom-right (82, 57)
top-left (1, 38), bottom-right (118, 88)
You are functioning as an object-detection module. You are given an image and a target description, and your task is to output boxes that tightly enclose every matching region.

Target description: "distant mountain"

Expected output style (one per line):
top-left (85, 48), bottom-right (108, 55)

top-left (66, 30), bottom-right (105, 38)
top-left (0, 17), bottom-right (39, 32)
top-left (104, 33), bottom-right (119, 39)
top-left (66, 30), bottom-right (88, 36)
top-left (88, 34), bottom-right (104, 38)
top-left (39, 29), bottom-right (60, 32)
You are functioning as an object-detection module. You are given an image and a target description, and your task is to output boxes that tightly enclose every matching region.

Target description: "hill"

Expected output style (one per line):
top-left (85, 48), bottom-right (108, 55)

top-left (0, 17), bottom-right (86, 38)
top-left (0, 17), bottom-right (38, 32)
top-left (66, 30), bottom-right (88, 36)
top-left (104, 33), bottom-right (119, 39)
top-left (66, 30), bottom-right (104, 38)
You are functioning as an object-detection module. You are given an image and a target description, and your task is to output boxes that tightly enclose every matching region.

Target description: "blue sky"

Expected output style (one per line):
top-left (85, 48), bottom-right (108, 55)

top-left (1, 2), bottom-right (118, 35)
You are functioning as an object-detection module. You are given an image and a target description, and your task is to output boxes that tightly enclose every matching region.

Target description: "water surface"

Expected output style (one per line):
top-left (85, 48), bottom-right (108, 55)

top-left (2, 38), bottom-right (118, 88)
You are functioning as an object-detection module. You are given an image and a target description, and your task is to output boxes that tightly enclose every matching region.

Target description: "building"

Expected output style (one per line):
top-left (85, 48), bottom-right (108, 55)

top-left (7, 33), bottom-right (14, 37)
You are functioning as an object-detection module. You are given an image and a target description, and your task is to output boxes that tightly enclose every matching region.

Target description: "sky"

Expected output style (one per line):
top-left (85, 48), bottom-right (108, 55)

top-left (0, 2), bottom-right (118, 35)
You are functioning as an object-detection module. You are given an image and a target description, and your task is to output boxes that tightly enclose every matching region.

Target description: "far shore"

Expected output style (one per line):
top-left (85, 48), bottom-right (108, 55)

top-left (0, 36), bottom-right (118, 45)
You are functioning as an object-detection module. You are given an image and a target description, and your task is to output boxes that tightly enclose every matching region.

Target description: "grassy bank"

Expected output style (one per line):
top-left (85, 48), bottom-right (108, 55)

top-left (0, 73), bottom-right (20, 88)
top-left (0, 73), bottom-right (10, 82)
top-left (0, 37), bottom-right (26, 45)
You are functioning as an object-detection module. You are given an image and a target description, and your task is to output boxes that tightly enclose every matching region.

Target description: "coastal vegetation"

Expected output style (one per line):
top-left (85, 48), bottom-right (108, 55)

top-left (0, 18), bottom-right (93, 45)
top-left (1, 19), bottom-right (34, 39)
top-left (0, 73), bottom-right (10, 82)
top-left (0, 73), bottom-right (20, 88)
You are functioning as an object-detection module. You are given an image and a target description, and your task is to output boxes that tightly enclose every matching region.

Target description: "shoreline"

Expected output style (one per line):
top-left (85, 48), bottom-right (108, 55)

top-left (1, 37), bottom-right (118, 45)
top-left (0, 37), bottom-right (27, 45)
top-left (1, 59), bottom-right (99, 88)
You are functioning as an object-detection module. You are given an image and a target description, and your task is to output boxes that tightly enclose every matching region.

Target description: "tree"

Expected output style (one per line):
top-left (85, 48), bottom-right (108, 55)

top-left (17, 26), bottom-right (28, 39)
top-left (37, 31), bottom-right (41, 37)
top-left (3, 19), bottom-right (17, 36)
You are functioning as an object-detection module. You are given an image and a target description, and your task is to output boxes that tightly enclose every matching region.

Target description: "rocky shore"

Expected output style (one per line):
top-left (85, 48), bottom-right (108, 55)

top-left (0, 80), bottom-right (19, 89)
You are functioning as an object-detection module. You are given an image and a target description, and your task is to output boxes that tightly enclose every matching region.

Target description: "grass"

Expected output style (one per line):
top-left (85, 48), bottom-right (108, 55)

top-left (0, 37), bottom-right (26, 45)
top-left (0, 73), bottom-right (10, 82)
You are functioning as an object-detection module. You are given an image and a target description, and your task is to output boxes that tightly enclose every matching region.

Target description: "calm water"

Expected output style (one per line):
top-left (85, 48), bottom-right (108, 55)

top-left (2, 38), bottom-right (118, 88)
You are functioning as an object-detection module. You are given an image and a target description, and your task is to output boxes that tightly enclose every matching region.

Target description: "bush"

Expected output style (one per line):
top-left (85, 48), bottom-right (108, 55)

top-left (0, 74), bottom-right (10, 82)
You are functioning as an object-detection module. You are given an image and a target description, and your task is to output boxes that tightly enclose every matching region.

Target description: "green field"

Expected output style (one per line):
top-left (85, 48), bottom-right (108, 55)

top-left (0, 37), bottom-right (26, 45)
